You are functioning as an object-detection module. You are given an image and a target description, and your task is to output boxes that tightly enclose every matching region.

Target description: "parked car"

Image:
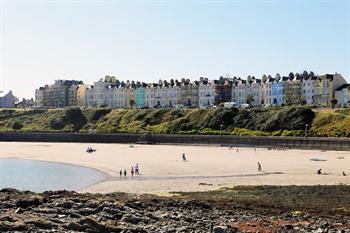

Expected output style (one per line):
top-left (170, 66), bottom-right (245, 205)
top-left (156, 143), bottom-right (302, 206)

top-left (224, 102), bottom-right (238, 108)
top-left (240, 103), bottom-right (250, 109)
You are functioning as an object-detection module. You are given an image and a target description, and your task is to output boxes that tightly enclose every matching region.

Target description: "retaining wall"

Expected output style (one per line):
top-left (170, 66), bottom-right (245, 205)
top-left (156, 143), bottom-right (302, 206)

top-left (0, 132), bottom-right (349, 151)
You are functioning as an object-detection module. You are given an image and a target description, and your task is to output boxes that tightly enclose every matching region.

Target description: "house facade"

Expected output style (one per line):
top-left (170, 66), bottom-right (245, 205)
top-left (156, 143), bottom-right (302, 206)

top-left (334, 84), bottom-right (350, 108)
top-left (0, 91), bottom-right (18, 108)
top-left (198, 78), bottom-right (215, 107)
top-left (314, 74), bottom-right (347, 107)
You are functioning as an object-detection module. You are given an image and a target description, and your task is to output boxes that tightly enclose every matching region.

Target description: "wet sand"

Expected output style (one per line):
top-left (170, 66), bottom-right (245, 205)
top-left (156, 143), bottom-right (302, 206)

top-left (0, 142), bottom-right (349, 193)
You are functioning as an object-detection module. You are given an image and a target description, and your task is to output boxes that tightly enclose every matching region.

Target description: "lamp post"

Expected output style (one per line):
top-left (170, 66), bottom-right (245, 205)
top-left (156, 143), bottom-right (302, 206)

top-left (305, 124), bottom-right (309, 139)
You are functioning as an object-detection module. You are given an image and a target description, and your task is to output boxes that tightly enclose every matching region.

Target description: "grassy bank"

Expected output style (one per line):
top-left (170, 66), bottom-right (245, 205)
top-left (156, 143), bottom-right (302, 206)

top-left (0, 106), bottom-right (349, 137)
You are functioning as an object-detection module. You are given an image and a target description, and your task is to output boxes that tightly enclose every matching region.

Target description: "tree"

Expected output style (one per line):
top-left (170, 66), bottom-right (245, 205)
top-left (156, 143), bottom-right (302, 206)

top-left (129, 99), bottom-right (135, 108)
top-left (331, 99), bottom-right (338, 108)
top-left (246, 95), bottom-right (254, 106)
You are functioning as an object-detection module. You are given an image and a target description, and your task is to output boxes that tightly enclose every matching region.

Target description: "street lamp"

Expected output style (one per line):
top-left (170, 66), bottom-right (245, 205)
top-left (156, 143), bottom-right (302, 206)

top-left (220, 123), bottom-right (224, 136)
top-left (305, 124), bottom-right (309, 139)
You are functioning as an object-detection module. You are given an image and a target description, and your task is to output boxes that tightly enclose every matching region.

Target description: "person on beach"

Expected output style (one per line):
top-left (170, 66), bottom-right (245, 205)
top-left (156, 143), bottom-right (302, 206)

top-left (131, 166), bottom-right (134, 179)
top-left (135, 163), bottom-right (139, 175)
top-left (124, 169), bottom-right (127, 177)
top-left (182, 153), bottom-right (187, 161)
top-left (257, 162), bottom-right (262, 172)
top-left (317, 169), bottom-right (322, 175)
top-left (343, 171), bottom-right (347, 176)
top-left (236, 148), bottom-right (239, 153)
top-left (119, 170), bottom-right (122, 178)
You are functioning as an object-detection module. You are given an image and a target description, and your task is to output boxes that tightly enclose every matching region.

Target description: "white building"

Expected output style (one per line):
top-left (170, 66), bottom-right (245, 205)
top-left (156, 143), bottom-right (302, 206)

top-left (301, 77), bottom-right (316, 105)
top-left (198, 79), bottom-right (215, 107)
top-left (335, 84), bottom-right (350, 108)
top-left (261, 77), bottom-right (274, 106)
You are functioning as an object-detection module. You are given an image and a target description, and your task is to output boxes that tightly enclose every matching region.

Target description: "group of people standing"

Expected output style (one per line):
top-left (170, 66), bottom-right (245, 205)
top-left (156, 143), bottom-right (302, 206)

top-left (120, 163), bottom-right (140, 179)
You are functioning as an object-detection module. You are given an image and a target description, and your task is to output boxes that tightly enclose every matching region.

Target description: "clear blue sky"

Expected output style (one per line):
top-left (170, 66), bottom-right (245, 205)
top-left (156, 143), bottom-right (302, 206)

top-left (1, 0), bottom-right (349, 99)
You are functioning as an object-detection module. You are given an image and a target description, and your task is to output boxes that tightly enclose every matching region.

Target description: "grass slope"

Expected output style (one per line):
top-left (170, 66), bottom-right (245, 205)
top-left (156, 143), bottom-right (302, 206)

top-left (0, 106), bottom-right (349, 137)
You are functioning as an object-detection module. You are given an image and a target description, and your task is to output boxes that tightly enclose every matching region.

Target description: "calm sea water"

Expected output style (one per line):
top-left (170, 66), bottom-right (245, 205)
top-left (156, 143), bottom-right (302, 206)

top-left (0, 158), bottom-right (106, 192)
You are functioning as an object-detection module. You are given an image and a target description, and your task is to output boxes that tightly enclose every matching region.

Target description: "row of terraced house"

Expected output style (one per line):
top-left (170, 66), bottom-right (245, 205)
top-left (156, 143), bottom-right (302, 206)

top-left (34, 72), bottom-right (350, 109)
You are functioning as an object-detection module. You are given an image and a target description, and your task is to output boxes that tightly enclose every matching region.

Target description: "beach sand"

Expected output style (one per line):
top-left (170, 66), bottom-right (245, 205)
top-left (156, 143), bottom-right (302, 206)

top-left (0, 142), bottom-right (349, 193)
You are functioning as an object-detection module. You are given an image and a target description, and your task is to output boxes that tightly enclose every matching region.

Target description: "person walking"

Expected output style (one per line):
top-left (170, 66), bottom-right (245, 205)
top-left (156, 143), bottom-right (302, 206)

top-left (124, 169), bottom-right (127, 177)
top-left (135, 163), bottom-right (139, 175)
top-left (119, 170), bottom-right (122, 178)
top-left (131, 166), bottom-right (134, 179)
top-left (257, 162), bottom-right (262, 172)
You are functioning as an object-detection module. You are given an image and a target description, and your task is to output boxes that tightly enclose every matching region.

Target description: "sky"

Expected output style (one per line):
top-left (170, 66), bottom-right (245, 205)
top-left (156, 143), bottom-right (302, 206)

top-left (1, 0), bottom-right (349, 99)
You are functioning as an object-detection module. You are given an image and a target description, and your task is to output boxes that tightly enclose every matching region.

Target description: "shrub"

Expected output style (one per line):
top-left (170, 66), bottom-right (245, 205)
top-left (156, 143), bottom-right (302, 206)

top-left (64, 108), bottom-right (87, 132)
top-left (50, 118), bottom-right (66, 130)
top-left (88, 108), bottom-right (112, 122)
top-left (12, 121), bottom-right (23, 130)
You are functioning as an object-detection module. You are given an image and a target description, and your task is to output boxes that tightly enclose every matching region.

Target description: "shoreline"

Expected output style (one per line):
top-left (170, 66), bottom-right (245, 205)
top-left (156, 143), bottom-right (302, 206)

top-left (1, 141), bottom-right (350, 193)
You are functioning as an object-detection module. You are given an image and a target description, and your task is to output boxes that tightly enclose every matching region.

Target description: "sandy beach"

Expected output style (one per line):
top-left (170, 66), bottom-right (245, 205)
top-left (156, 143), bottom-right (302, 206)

top-left (0, 142), bottom-right (349, 193)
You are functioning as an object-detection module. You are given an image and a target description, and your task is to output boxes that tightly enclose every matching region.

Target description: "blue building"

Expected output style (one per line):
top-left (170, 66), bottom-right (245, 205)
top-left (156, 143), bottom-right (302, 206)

top-left (272, 77), bottom-right (287, 105)
top-left (134, 83), bottom-right (146, 108)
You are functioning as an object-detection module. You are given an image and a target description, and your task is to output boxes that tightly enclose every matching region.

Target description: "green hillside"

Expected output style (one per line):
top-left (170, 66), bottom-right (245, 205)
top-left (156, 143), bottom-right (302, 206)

top-left (0, 106), bottom-right (349, 137)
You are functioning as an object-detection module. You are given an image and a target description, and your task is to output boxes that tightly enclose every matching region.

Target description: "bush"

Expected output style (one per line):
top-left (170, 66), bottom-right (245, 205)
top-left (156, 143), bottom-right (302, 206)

top-left (50, 118), bottom-right (66, 130)
top-left (88, 108), bottom-right (112, 122)
top-left (64, 108), bottom-right (87, 132)
top-left (12, 121), bottom-right (23, 130)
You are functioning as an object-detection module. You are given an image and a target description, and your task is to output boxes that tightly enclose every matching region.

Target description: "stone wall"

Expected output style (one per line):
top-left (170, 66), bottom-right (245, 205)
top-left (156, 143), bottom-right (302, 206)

top-left (0, 132), bottom-right (349, 151)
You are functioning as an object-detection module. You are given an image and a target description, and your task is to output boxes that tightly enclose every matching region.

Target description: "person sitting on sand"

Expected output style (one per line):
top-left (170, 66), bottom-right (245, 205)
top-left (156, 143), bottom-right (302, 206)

top-left (257, 162), bottom-right (262, 172)
top-left (182, 153), bottom-right (187, 161)
top-left (317, 169), bottom-right (322, 175)
top-left (343, 171), bottom-right (347, 176)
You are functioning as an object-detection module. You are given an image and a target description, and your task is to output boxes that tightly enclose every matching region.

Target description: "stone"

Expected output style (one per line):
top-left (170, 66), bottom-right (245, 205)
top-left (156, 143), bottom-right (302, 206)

top-left (15, 196), bottom-right (42, 208)
top-left (63, 222), bottom-right (86, 231)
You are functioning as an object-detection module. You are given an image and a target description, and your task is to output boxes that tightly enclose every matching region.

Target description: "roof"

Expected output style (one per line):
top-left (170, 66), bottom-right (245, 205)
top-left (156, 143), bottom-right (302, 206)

top-left (335, 84), bottom-right (350, 91)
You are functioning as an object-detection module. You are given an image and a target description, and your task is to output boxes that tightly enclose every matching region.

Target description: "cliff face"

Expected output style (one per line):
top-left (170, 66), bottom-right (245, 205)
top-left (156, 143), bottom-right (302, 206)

top-left (0, 107), bottom-right (349, 137)
top-left (1, 186), bottom-right (350, 232)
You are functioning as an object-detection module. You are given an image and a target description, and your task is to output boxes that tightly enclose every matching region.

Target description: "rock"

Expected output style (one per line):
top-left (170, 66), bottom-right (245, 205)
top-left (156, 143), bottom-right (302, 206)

top-left (25, 219), bottom-right (55, 229)
top-left (78, 217), bottom-right (117, 232)
top-left (63, 222), bottom-right (86, 231)
top-left (213, 225), bottom-right (238, 233)
top-left (121, 214), bottom-right (144, 224)
top-left (15, 196), bottom-right (42, 208)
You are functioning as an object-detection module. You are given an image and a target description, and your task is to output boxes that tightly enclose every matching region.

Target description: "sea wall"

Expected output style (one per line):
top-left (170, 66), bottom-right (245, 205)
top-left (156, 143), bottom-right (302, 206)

top-left (0, 132), bottom-right (349, 151)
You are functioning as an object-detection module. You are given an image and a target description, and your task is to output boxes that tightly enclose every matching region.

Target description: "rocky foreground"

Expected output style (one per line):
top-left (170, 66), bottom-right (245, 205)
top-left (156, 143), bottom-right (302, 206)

top-left (0, 186), bottom-right (350, 233)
